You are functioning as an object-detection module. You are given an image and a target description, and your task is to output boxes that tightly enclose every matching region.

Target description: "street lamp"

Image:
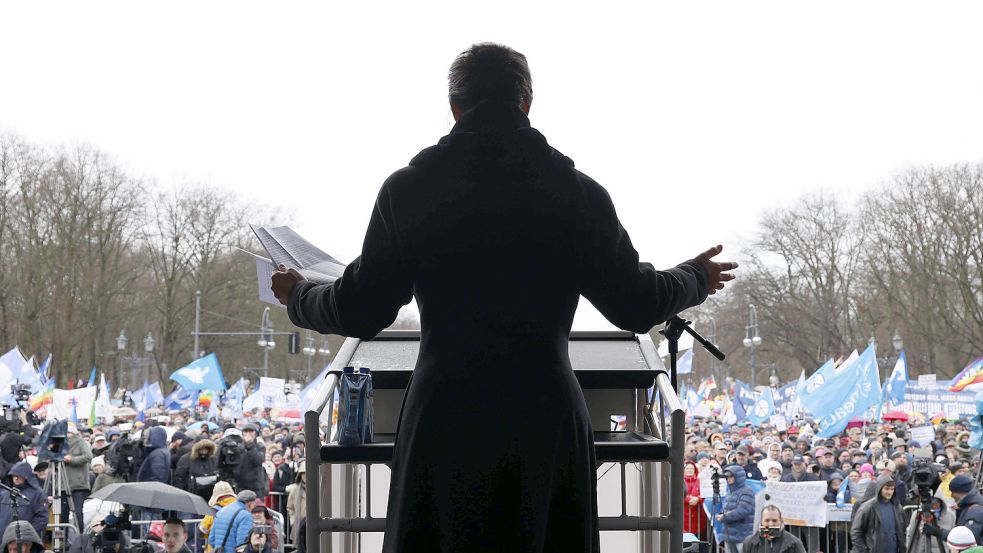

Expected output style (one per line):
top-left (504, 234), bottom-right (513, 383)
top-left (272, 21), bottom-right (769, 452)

top-left (872, 331), bottom-right (904, 381)
top-left (115, 330), bottom-right (155, 392)
top-left (258, 307), bottom-right (276, 377)
top-left (743, 304), bottom-right (762, 389)
top-left (302, 330), bottom-right (317, 380)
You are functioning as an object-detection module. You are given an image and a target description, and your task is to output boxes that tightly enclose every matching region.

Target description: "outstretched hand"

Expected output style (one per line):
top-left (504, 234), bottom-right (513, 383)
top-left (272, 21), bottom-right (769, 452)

top-left (695, 245), bottom-right (737, 295)
top-left (271, 264), bottom-right (306, 306)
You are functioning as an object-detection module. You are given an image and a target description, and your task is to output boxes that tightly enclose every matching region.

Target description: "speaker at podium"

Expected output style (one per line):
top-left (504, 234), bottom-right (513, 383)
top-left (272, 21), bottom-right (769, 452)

top-left (303, 330), bottom-right (686, 553)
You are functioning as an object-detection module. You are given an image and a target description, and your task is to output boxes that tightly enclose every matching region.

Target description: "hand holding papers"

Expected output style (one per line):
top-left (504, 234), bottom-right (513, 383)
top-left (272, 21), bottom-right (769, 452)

top-left (244, 224), bottom-right (348, 306)
top-left (272, 265), bottom-right (306, 305)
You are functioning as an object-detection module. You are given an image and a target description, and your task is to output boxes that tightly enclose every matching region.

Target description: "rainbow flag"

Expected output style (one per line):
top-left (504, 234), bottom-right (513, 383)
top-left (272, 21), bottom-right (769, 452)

top-left (30, 379), bottom-right (55, 411)
top-left (949, 356), bottom-right (983, 392)
top-left (198, 390), bottom-right (214, 407)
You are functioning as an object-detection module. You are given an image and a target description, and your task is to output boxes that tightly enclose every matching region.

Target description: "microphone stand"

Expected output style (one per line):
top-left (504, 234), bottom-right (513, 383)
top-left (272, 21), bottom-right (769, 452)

top-left (0, 480), bottom-right (28, 521)
top-left (660, 315), bottom-right (726, 391)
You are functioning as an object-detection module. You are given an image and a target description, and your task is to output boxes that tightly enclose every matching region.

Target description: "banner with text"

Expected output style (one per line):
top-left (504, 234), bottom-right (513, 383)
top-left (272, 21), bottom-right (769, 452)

top-left (763, 480), bottom-right (828, 527)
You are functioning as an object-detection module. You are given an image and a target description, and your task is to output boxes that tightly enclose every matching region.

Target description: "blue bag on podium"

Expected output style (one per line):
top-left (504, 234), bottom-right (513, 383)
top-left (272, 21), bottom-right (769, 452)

top-left (338, 366), bottom-right (374, 446)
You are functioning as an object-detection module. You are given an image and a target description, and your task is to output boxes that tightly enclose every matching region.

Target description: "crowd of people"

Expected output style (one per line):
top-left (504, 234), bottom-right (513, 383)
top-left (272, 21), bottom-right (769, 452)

top-left (0, 411), bottom-right (312, 553)
top-left (682, 416), bottom-right (983, 553)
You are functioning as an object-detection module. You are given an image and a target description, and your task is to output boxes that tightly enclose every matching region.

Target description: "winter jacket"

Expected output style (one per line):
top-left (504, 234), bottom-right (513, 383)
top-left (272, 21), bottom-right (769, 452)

top-left (781, 470), bottom-right (818, 483)
top-left (137, 426), bottom-right (171, 483)
top-left (0, 462), bottom-right (49, 536)
top-left (236, 441), bottom-right (268, 498)
top-left (684, 460), bottom-right (707, 536)
top-left (208, 500), bottom-right (254, 551)
top-left (287, 481), bottom-right (306, 543)
top-left (851, 475), bottom-right (906, 553)
top-left (68, 529), bottom-right (131, 553)
top-left (2, 520), bottom-right (42, 552)
top-left (64, 434), bottom-right (93, 491)
top-left (742, 529), bottom-right (807, 553)
top-left (272, 463), bottom-right (294, 494)
top-left (939, 489), bottom-right (983, 545)
top-left (739, 461), bottom-right (763, 481)
top-left (719, 466), bottom-right (756, 544)
top-left (905, 501), bottom-right (955, 553)
top-left (177, 440), bottom-right (219, 501)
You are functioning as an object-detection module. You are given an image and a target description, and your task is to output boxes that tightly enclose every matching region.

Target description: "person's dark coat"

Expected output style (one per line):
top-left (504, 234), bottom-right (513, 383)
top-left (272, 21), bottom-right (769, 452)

top-left (851, 475), bottom-right (906, 553)
top-left (740, 461), bottom-right (763, 481)
top-left (781, 469), bottom-right (818, 483)
top-left (236, 440), bottom-right (267, 498)
top-left (936, 488), bottom-right (983, 545)
top-left (285, 100), bottom-right (710, 553)
top-left (719, 466), bottom-right (757, 544)
top-left (137, 426), bottom-right (171, 483)
top-left (171, 437), bottom-right (194, 471)
top-left (184, 439), bottom-right (219, 501)
top-left (271, 462), bottom-right (293, 494)
top-left (742, 529), bottom-right (807, 553)
top-left (63, 433), bottom-right (93, 492)
top-left (0, 462), bottom-right (48, 536)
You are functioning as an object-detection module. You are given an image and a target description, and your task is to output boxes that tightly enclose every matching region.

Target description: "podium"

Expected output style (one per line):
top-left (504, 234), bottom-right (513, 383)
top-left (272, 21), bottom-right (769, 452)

top-left (304, 330), bottom-right (686, 553)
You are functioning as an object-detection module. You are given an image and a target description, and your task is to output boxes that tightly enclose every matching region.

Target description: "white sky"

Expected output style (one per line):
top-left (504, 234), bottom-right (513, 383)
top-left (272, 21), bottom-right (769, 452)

top-left (3, 1), bottom-right (982, 330)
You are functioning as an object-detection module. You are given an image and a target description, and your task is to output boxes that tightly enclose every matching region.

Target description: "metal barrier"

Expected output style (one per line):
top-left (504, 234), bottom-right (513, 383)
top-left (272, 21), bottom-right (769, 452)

top-left (45, 522), bottom-right (80, 553)
top-left (269, 490), bottom-right (291, 543)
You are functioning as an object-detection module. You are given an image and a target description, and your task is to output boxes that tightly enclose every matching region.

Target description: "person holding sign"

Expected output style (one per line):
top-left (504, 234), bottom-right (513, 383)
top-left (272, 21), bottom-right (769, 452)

top-left (741, 505), bottom-right (805, 553)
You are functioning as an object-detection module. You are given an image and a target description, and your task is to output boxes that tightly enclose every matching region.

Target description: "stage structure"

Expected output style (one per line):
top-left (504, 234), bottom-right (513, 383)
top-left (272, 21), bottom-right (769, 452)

top-left (304, 330), bottom-right (685, 553)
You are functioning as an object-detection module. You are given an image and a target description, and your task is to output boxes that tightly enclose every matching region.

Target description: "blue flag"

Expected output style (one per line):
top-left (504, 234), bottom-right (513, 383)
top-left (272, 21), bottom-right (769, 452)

top-left (300, 364), bottom-right (331, 412)
top-left (816, 344), bottom-right (882, 438)
top-left (170, 353), bottom-right (226, 392)
top-left (87, 367), bottom-right (97, 388)
top-left (835, 475), bottom-right (850, 507)
top-left (798, 359), bottom-right (836, 417)
top-left (883, 351), bottom-right (908, 406)
top-left (148, 382), bottom-right (165, 406)
top-left (676, 349), bottom-right (693, 375)
top-left (164, 386), bottom-right (195, 410)
top-left (733, 395), bottom-right (747, 420)
top-left (732, 380), bottom-right (756, 408)
top-left (38, 355), bottom-right (52, 386)
top-left (747, 388), bottom-right (775, 426)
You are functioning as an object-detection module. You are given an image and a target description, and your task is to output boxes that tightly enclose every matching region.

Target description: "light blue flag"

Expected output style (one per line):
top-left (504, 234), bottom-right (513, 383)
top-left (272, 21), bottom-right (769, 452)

top-left (816, 344), bottom-right (882, 438)
top-left (130, 382), bottom-right (148, 409)
top-left (207, 398), bottom-right (219, 421)
top-left (227, 378), bottom-right (248, 405)
top-left (732, 380), bottom-right (756, 408)
top-left (300, 364), bottom-right (331, 412)
top-left (37, 355), bottom-right (52, 388)
top-left (798, 358), bottom-right (836, 417)
top-left (87, 367), bottom-right (97, 388)
top-left (170, 353), bottom-right (226, 392)
top-left (835, 475), bottom-right (850, 507)
top-left (69, 398), bottom-right (79, 424)
top-left (747, 388), bottom-right (775, 426)
top-left (687, 389), bottom-right (700, 410)
top-left (733, 394), bottom-right (747, 420)
top-left (164, 386), bottom-right (195, 410)
top-left (148, 382), bottom-right (165, 406)
top-left (676, 349), bottom-right (693, 375)
top-left (883, 351), bottom-right (908, 406)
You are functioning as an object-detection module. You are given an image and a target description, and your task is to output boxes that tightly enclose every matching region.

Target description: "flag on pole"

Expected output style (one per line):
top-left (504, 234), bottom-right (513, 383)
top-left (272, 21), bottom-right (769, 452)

top-left (87, 367), bottom-right (97, 388)
top-left (816, 344), bottom-right (882, 437)
top-left (747, 388), bottom-right (775, 426)
top-left (883, 351), bottom-right (908, 406)
top-left (29, 379), bottom-right (55, 411)
top-left (949, 357), bottom-right (983, 392)
top-left (38, 355), bottom-right (52, 385)
top-left (170, 353), bottom-right (226, 392)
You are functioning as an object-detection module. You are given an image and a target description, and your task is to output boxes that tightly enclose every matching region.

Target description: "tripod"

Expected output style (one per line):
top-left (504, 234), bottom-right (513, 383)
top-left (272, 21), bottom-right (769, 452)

top-left (704, 467), bottom-right (723, 553)
top-left (43, 458), bottom-right (77, 550)
top-left (907, 506), bottom-right (945, 553)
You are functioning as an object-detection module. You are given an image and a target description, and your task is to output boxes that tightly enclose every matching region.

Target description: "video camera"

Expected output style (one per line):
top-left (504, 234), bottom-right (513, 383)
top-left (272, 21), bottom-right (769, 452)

top-left (94, 512), bottom-right (132, 553)
top-left (36, 420), bottom-right (68, 462)
top-left (6, 384), bottom-right (41, 426)
top-left (104, 437), bottom-right (143, 481)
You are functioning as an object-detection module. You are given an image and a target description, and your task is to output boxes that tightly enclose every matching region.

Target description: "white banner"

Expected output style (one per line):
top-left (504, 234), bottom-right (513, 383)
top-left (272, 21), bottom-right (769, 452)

top-left (47, 386), bottom-right (98, 421)
top-left (909, 425), bottom-right (935, 446)
top-left (763, 480), bottom-right (828, 527)
top-left (826, 504), bottom-right (853, 523)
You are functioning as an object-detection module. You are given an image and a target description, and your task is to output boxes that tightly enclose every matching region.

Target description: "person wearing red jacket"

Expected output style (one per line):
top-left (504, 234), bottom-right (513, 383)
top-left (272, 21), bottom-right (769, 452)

top-left (685, 459), bottom-right (708, 539)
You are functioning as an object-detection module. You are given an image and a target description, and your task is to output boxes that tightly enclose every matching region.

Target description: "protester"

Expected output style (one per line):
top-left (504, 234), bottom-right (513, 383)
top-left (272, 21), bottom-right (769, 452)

top-left (741, 505), bottom-right (806, 553)
top-left (161, 518), bottom-right (193, 553)
top-left (2, 520), bottom-right (43, 553)
top-left (286, 461), bottom-right (306, 544)
top-left (208, 490), bottom-right (257, 553)
top-left (781, 455), bottom-right (818, 482)
top-left (718, 466), bottom-right (756, 553)
top-left (137, 425), bottom-right (171, 483)
top-left (201, 481), bottom-right (238, 552)
top-left (64, 421), bottom-right (93, 532)
top-left (684, 459), bottom-right (707, 539)
top-left (851, 476), bottom-right (906, 553)
top-left (947, 526), bottom-right (979, 553)
top-left (735, 446), bottom-right (763, 481)
top-left (237, 527), bottom-right (272, 553)
top-left (0, 461), bottom-right (49, 537)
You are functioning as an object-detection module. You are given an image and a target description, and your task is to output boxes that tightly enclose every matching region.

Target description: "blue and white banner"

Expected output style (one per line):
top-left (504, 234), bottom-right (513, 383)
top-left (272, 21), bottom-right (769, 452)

top-left (677, 349), bottom-right (693, 375)
top-left (883, 351), bottom-right (908, 407)
top-left (747, 388), bottom-right (776, 426)
top-left (798, 359), bottom-right (836, 417)
top-left (817, 345), bottom-right (882, 437)
top-left (170, 353), bottom-right (226, 392)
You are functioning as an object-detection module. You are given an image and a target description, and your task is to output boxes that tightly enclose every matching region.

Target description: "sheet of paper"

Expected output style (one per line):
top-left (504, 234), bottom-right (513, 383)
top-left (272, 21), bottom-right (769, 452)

top-left (245, 251), bottom-right (285, 308)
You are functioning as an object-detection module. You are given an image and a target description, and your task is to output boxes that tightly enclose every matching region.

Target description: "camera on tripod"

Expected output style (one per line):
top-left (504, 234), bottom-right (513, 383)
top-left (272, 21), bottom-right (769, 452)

top-left (94, 511), bottom-right (132, 553)
top-left (11, 384), bottom-right (31, 403)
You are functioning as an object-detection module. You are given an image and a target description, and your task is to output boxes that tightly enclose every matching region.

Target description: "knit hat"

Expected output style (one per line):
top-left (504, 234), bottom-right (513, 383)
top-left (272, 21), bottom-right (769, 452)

top-left (877, 459), bottom-right (897, 473)
top-left (950, 475), bottom-right (975, 494)
top-left (860, 463), bottom-right (876, 476)
top-left (208, 481), bottom-right (236, 506)
top-left (947, 526), bottom-right (977, 551)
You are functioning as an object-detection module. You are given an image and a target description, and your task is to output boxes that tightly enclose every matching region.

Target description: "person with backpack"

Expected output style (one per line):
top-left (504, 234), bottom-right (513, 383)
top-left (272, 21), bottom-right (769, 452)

top-left (208, 490), bottom-right (256, 553)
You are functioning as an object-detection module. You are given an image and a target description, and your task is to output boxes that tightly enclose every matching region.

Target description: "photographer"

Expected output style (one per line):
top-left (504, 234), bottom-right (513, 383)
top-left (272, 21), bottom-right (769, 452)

top-left (63, 422), bottom-right (93, 532)
top-left (236, 425), bottom-right (267, 501)
top-left (907, 497), bottom-right (954, 553)
top-left (174, 439), bottom-right (218, 502)
top-left (236, 526), bottom-right (271, 553)
top-left (923, 476), bottom-right (983, 546)
top-left (741, 505), bottom-right (806, 553)
top-left (67, 514), bottom-right (133, 553)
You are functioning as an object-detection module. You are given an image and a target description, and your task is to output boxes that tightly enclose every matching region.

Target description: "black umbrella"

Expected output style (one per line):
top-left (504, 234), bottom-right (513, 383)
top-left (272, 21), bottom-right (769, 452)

top-left (90, 482), bottom-right (214, 515)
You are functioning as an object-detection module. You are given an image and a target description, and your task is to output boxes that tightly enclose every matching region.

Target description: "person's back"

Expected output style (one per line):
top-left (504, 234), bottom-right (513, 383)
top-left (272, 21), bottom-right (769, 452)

top-left (275, 42), bottom-right (733, 553)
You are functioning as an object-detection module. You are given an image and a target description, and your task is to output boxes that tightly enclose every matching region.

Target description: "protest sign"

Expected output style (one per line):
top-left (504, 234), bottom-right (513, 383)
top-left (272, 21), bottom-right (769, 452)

top-left (917, 374), bottom-right (937, 388)
top-left (909, 425), bottom-right (935, 446)
top-left (826, 504), bottom-right (853, 523)
top-left (763, 480), bottom-right (828, 527)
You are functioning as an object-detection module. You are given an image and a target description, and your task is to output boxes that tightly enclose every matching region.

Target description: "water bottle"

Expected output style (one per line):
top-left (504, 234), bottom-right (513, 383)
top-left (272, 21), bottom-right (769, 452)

top-left (338, 366), bottom-right (374, 445)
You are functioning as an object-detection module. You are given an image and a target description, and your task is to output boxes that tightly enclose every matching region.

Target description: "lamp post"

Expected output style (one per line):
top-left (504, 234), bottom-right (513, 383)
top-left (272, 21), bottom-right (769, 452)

top-left (871, 331), bottom-right (904, 382)
top-left (257, 307), bottom-right (276, 378)
top-left (743, 304), bottom-right (762, 389)
top-left (116, 329), bottom-right (155, 391)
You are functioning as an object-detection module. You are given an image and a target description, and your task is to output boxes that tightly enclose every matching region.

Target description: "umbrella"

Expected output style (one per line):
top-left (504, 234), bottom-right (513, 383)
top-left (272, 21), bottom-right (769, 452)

top-left (846, 418), bottom-right (866, 429)
top-left (112, 407), bottom-right (138, 419)
top-left (90, 482), bottom-right (214, 515)
top-left (882, 411), bottom-right (910, 422)
top-left (187, 421), bottom-right (219, 432)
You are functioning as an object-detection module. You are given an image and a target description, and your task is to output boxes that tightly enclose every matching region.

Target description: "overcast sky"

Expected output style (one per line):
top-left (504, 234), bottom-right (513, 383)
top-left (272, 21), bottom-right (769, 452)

top-left (3, 1), bottom-right (982, 330)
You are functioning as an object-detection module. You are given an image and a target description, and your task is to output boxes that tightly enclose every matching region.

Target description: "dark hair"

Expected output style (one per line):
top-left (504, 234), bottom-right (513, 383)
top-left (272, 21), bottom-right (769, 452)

top-left (761, 504), bottom-right (783, 520)
top-left (448, 43), bottom-right (532, 111)
top-left (163, 518), bottom-right (186, 531)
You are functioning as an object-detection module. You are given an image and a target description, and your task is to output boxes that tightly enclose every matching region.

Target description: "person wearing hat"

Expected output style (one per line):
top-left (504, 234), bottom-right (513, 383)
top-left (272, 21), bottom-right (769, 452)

top-left (740, 504), bottom-right (806, 553)
top-left (946, 526), bottom-right (978, 553)
top-left (208, 489), bottom-right (256, 553)
top-left (877, 459), bottom-right (910, 506)
top-left (735, 445), bottom-right (763, 481)
top-left (924, 476), bottom-right (983, 546)
top-left (818, 448), bottom-right (838, 481)
top-left (170, 431), bottom-right (193, 472)
top-left (200, 481), bottom-right (237, 551)
top-left (852, 475), bottom-right (906, 553)
top-left (0, 461), bottom-right (48, 537)
top-left (90, 434), bottom-right (109, 456)
top-left (175, 438), bottom-right (219, 502)
top-left (61, 420), bottom-right (93, 533)
top-left (2, 519), bottom-right (43, 553)
top-left (234, 425), bottom-right (267, 501)
top-left (717, 466), bottom-right (756, 553)
top-left (781, 455), bottom-right (817, 483)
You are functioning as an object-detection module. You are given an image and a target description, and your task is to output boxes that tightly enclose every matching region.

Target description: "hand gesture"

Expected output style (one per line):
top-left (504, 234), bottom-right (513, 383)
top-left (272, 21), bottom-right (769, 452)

top-left (271, 265), bottom-right (307, 306)
top-left (695, 245), bottom-right (737, 295)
